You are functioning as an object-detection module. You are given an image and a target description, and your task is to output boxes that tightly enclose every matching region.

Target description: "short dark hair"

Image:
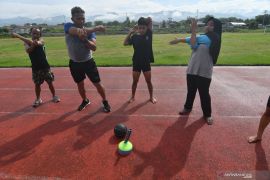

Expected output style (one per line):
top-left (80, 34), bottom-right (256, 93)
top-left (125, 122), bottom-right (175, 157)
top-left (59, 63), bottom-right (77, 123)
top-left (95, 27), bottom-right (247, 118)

top-left (30, 27), bottom-right (42, 36)
top-left (71, 6), bottom-right (85, 17)
top-left (138, 17), bottom-right (147, 26)
top-left (206, 16), bottom-right (214, 23)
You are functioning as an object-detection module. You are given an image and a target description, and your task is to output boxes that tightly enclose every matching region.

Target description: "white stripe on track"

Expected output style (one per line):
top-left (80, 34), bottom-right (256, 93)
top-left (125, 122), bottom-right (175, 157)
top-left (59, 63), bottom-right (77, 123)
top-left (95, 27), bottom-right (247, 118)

top-left (0, 111), bottom-right (261, 119)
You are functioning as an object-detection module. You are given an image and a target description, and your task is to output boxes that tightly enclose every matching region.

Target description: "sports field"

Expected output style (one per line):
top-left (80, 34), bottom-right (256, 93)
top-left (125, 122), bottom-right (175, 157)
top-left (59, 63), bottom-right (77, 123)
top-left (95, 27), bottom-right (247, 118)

top-left (0, 33), bottom-right (270, 67)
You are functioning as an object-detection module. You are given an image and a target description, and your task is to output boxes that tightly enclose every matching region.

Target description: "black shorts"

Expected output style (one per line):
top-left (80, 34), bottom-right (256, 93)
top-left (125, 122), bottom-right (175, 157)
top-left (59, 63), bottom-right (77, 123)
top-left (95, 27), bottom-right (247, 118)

top-left (69, 59), bottom-right (101, 83)
top-left (267, 96), bottom-right (270, 107)
top-left (133, 63), bottom-right (151, 72)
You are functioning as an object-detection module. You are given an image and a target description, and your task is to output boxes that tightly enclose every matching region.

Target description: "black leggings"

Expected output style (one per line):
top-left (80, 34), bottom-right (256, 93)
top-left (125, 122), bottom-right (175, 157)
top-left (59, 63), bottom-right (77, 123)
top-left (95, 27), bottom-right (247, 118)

top-left (184, 74), bottom-right (212, 117)
top-left (267, 96), bottom-right (270, 108)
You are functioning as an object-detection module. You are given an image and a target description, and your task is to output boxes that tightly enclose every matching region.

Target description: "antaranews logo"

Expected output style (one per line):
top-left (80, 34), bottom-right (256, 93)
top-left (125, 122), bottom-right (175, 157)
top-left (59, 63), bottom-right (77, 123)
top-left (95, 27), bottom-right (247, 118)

top-left (217, 171), bottom-right (253, 179)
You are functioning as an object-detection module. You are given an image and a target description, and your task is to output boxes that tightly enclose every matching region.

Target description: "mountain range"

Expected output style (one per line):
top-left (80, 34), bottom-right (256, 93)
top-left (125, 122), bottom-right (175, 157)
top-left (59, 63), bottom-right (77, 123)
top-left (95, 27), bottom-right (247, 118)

top-left (0, 10), bottom-right (254, 26)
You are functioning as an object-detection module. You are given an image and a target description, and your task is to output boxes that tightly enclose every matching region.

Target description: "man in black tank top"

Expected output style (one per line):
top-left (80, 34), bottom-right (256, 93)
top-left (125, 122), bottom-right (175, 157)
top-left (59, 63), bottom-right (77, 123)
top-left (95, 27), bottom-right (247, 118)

top-left (12, 28), bottom-right (60, 107)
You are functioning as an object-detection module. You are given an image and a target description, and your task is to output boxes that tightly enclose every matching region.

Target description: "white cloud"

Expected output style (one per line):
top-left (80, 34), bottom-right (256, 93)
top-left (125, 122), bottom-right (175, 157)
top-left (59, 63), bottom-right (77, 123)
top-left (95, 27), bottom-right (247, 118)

top-left (0, 0), bottom-right (269, 19)
top-left (0, 2), bottom-right (71, 18)
top-left (172, 11), bottom-right (182, 18)
top-left (173, 0), bottom-right (270, 16)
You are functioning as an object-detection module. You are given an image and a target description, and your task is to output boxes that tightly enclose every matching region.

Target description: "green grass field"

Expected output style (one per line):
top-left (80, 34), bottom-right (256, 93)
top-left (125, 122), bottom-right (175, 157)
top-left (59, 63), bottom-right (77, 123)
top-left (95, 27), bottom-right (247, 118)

top-left (0, 33), bottom-right (269, 67)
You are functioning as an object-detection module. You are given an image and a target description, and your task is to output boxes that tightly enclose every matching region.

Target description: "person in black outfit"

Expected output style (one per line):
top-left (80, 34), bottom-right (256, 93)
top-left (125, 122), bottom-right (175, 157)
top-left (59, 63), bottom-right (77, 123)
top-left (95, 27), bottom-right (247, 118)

top-left (12, 28), bottom-right (60, 107)
top-left (123, 17), bottom-right (157, 104)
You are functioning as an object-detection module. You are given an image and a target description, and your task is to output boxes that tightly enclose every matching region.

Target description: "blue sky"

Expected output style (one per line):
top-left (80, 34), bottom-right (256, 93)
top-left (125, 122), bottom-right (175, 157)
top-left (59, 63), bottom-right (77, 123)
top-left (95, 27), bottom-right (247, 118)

top-left (0, 0), bottom-right (269, 19)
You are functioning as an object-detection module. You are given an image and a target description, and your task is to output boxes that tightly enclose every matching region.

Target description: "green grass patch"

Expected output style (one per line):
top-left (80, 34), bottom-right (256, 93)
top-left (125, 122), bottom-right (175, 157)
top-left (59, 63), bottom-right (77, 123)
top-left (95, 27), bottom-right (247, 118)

top-left (0, 33), bottom-right (270, 67)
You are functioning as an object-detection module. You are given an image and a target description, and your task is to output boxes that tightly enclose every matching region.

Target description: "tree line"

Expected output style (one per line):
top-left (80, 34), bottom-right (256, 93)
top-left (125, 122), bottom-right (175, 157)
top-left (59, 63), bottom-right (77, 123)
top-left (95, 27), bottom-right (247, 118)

top-left (0, 14), bottom-right (269, 36)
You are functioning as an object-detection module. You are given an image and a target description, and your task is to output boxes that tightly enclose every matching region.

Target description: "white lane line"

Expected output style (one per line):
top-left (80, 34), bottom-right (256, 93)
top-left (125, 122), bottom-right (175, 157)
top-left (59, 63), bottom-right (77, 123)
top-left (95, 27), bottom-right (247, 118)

top-left (0, 111), bottom-right (261, 119)
top-left (0, 88), bottom-right (185, 91)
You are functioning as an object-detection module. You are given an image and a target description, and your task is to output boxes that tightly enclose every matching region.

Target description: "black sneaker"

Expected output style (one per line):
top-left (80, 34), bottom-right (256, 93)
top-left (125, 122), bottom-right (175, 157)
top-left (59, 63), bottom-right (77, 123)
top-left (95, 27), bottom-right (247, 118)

top-left (78, 99), bottom-right (90, 111)
top-left (179, 108), bottom-right (191, 115)
top-left (102, 100), bottom-right (111, 112)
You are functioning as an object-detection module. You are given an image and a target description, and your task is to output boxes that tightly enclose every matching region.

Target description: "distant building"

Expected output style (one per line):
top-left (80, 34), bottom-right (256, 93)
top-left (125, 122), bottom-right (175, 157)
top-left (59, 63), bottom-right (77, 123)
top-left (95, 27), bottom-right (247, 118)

top-left (8, 24), bottom-right (50, 34)
top-left (227, 22), bottom-right (247, 27)
top-left (13, 26), bottom-right (31, 34)
top-left (260, 24), bottom-right (270, 28)
top-left (152, 22), bottom-right (161, 29)
top-left (197, 21), bottom-right (205, 27)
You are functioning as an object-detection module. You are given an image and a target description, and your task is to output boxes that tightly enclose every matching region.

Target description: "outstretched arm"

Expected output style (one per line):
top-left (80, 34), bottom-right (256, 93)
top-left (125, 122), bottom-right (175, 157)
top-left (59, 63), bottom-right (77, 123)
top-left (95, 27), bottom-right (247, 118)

top-left (169, 38), bottom-right (186, 45)
top-left (67, 25), bottom-right (105, 40)
top-left (12, 33), bottom-right (44, 53)
top-left (170, 19), bottom-right (198, 46)
top-left (123, 25), bottom-right (137, 46)
top-left (11, 32), bottom-right (33, 45)
top-left (85, 25), bottom-right (105, 34)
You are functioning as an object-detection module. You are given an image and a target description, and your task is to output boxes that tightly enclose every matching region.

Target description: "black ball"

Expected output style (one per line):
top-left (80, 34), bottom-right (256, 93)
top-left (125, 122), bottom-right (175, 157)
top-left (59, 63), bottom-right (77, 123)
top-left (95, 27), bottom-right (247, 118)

top-left (114, 123), bottom-right (127, 139)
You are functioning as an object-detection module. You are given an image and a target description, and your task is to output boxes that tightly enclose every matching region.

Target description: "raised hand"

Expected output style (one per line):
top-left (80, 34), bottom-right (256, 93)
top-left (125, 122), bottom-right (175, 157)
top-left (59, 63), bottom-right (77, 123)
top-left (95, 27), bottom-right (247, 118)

top-left (146, 17), bottom-right (153, 30)
top-left (146, 17), bottom-right (152, 24)
top-left (190, 18), bottom-right (197, 33)
top-left (130, 25), bottom-right (138, 33)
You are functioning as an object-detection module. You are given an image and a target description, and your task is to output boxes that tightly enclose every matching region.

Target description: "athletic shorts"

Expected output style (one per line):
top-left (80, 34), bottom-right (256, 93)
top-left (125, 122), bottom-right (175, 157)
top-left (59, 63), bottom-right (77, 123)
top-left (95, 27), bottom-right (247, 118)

top-left (69, 59), bottom-right (101, 83)
top-left (133, 63), bottom-right (151, 72)
top-left (32, 68), bottom-right (54, 85)
top-left (267, 96), bottom-right (270, 107)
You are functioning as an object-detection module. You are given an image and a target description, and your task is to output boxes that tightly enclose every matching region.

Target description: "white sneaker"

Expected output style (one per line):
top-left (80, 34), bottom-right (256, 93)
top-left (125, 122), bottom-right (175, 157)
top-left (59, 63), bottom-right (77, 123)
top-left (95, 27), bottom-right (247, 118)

top-left (33, 98), bottom-right (43, 107)
top-left (52, 96), bottom-right (60, 103)
top-left (205, 116), bottom-right (213, 125)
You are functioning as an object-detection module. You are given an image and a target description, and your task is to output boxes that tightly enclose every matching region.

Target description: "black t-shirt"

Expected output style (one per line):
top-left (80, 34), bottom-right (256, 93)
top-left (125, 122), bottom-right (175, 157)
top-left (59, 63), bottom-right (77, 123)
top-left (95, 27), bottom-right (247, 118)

top-left (28, 45), bottom-right (50, 71)
top-left (128, 29), bottom-right (154, 64)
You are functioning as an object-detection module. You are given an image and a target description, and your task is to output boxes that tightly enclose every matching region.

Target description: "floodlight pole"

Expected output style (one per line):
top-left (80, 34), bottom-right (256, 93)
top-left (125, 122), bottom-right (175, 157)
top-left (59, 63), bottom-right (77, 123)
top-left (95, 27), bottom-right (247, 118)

top-left (263, 10), bottom-right (267, 34)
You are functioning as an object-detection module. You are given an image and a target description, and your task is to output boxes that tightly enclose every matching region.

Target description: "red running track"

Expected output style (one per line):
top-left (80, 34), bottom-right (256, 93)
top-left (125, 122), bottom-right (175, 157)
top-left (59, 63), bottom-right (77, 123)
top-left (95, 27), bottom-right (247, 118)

top-left (0, 67), bottom-right (269, 179)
